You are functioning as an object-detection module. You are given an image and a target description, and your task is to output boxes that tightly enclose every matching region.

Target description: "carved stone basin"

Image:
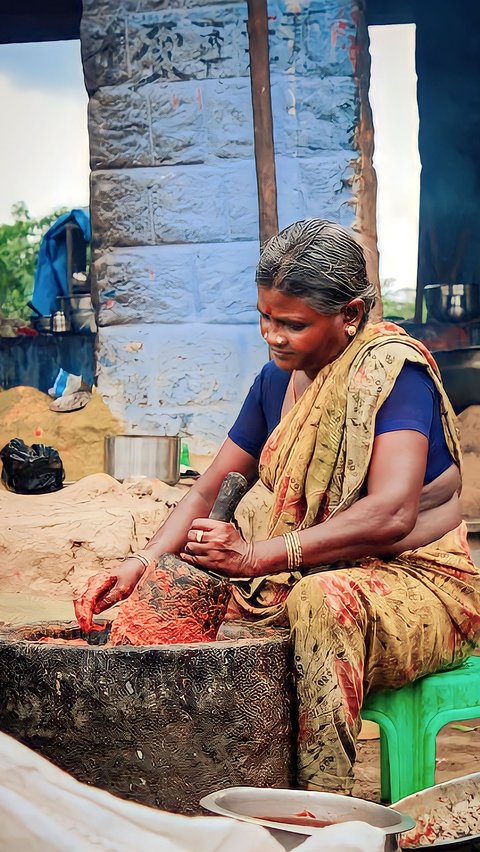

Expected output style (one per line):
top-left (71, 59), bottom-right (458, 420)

top-left (0, 621), bottom-right (294, 814)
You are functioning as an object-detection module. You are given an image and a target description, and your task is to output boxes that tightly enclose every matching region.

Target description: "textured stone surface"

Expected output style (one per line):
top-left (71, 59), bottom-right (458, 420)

top-left (82, 0), bottom-right (243, 11)
top-left (96, 323), bottom-right (267, 449)
top-left (93, 245), bottom-right (197, 325)
top-left (85, 74), bottom-right (255, 171)
top-left (90, 162), bottom-right (258, 248)
top-left (268, 0), bottom-right (358, 78)
top-left (271, 75), bottom-right (357, 156)
top-left (0, 626), bottom-right (294, 813)
top-left (275, 151), bottom-right (356, 231)
top-left (81, 5), bottom-right (249, 93)
top-left (89, 73), bottom-right (355, 167)
top-left (81, 14), bottom-right (130, 92)
top-left (93, 242), bottom-right (259, 326)
top-left (298, 152), bottom-right (357, 222)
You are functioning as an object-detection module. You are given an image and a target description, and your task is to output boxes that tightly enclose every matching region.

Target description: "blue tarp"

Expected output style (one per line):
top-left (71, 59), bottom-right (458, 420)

top-left (31, 208), bottom-right (91, 316)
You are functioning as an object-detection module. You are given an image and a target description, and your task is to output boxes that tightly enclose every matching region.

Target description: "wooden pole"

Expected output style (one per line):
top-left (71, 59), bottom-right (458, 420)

top-left (246, 0), bottom-right (279, 245)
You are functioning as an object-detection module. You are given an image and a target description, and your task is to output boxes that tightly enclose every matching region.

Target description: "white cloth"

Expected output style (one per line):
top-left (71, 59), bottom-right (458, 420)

top-left (0, 733), bottom-right (385, 852)
top-left (300, 823), bottom-right (385, 852)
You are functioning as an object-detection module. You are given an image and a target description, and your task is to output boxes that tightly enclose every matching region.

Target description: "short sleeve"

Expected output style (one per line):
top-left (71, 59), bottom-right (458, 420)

top-left (228, 371), bottom-right (269, 459)
top-left (375, 362), bottom-right (435, 438)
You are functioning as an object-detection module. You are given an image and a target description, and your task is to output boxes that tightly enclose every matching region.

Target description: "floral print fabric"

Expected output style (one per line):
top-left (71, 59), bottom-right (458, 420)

top-left (287, 524), bottom-right (480, 791)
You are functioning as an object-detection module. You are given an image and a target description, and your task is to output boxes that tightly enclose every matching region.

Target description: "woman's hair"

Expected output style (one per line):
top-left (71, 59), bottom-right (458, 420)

top-left (256, 219), bottom-right (376, 321)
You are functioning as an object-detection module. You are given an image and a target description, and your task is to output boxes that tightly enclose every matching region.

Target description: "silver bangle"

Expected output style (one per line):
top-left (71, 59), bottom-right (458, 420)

top-left (131, 549), bottom-right (157, 571)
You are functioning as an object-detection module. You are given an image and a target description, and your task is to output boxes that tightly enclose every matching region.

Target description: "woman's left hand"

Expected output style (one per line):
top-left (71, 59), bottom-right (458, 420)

top-left (180, 519), bottom-right (260, 578)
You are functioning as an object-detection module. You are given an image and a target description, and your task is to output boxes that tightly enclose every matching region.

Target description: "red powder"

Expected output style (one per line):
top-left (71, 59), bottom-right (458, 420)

top-left (36, 637), bottom-right (90, 645)
top-left (109, 559), bottom-right (230, 647)
top-left (74, 574), bottom-right (117, 633)
top-left (258, 811), bottom-right (335, 828)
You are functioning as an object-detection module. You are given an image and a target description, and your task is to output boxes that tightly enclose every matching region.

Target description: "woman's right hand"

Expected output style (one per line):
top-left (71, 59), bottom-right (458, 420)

top-left (73, 557), bottom-right (146, 633)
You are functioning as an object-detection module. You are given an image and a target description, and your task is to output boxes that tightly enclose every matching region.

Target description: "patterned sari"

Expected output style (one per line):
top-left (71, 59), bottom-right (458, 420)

top-left (223, 321), bottom-right (480, 791)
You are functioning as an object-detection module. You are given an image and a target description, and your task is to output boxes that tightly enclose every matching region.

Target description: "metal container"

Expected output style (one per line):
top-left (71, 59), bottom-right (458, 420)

top-left (201, 787), bottom-right (415, 851)
top-left (104, 434), bottom-right (181, 485)
top-left (424, 283), bottom-right (480, 323)
top-left (52, 311), bottom-right (71, 333)
top-left (394, 772), bottom-right (480, 848)
top-left (57, 295), bottom-right (97, 334)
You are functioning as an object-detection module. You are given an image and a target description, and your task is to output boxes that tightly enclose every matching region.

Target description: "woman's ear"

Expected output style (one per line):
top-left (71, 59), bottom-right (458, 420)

top-left (343, 298), bottom-right (365, 321)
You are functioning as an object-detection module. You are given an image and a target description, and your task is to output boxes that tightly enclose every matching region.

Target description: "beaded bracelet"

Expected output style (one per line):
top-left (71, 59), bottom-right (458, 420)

top-left (282, 531), bottom-right (303, 571)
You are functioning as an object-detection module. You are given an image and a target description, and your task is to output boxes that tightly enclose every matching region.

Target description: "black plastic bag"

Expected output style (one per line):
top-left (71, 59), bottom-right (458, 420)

top-left (0, 438), bottom-right (65, 494)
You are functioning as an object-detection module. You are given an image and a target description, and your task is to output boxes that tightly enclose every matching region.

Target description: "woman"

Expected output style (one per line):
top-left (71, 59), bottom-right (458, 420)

top-left (76, 219), bottom-right (480, 794)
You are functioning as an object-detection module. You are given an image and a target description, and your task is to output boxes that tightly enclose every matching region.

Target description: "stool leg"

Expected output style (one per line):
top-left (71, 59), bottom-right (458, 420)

top-left (418, 722), bottom-right (439, 792)
top-left (378, 730), bottom-right (391, 803)
top-left (364, 712), bottom-right (400, 803)
top-left (365, 707), bottom-right (416, 802)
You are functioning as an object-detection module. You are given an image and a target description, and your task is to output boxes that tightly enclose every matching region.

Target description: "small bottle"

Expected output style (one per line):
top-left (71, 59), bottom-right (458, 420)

top-left (180, 442), bottom-right (190, 468)
top-left (52, 311), bottom-right (67, 333)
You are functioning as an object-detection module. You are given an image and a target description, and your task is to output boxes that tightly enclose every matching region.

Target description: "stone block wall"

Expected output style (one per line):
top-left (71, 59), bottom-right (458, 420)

top-left (80, 0), bottom-right (376, 450)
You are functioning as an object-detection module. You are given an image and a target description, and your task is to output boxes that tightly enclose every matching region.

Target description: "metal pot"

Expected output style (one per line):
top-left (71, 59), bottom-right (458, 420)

top-left (424, 283), bottom-right (480, 323)
top-left (104, 434), bottom-right (181, 485)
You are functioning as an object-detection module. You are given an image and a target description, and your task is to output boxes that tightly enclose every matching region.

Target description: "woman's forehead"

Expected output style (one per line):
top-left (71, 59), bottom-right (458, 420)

top-left (257, 287), bottom-right (320, 319)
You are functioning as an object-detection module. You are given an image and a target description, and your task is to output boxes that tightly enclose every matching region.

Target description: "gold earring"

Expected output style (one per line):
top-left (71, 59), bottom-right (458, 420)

top-left (346, 324), bottom-right (357, 337)
top-left (263, 331), bottom-right (268, 340)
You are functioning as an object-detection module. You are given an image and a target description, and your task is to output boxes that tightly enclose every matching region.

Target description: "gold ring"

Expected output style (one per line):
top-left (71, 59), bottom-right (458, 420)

top-left (196, 530), bottom-right (204, 543)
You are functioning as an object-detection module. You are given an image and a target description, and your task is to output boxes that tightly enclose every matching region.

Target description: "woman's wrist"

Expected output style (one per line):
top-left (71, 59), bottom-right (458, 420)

top-left (126, 550), bottom-right (156, 581)
top-left (130, 549), bottom-right (158, 571)
top-left (253, 538), bottom-right (290, 576)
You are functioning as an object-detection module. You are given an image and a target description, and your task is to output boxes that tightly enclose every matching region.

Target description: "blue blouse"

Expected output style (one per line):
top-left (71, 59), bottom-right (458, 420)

top-left (228, 361), bottom-right (454, 485)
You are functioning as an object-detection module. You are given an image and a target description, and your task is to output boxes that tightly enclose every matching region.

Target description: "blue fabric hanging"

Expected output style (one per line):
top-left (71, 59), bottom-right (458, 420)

top-left (31, 208), bottom-right (91, 316)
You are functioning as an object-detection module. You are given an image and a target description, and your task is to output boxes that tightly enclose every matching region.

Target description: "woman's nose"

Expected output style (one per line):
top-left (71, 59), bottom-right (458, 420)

top-left (263, 327), bottom-right (287, 346)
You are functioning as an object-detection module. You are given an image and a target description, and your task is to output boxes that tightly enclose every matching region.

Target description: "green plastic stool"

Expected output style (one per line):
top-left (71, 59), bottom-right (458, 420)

top-left (362, 654), bottom-right (480, 803)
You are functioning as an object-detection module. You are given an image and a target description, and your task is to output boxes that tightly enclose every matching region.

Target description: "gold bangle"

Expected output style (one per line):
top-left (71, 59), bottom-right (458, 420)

top-left (130, 549), bottom-right (157, 571)
top-left (282, 531), bottom-right (303, 571)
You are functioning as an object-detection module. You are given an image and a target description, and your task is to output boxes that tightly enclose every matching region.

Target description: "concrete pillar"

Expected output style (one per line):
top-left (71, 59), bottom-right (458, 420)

top-left (80, 0), bottom-right (377, 450)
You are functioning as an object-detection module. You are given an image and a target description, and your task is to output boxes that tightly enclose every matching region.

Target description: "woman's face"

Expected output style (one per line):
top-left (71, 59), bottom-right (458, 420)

top-left (257, 286), bottom-right (363, 378)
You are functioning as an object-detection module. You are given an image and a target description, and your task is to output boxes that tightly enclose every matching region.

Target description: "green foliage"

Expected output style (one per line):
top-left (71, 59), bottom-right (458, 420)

top-left (382, 294), bottom-right (416, 321)
top-left (380, 277), bottom-right (416, 321)
top-left (0, 202), bottom-right (67, 321)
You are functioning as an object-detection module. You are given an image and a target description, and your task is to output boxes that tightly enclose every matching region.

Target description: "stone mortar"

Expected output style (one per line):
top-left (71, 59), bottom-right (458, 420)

top-left (0, 621), bottom-right (295, 814)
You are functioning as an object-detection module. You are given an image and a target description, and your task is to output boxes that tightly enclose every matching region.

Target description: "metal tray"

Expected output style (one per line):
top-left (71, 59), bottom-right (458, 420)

top-left (200, 786), bottom-right (415, 837)
top-left (394, 773), bottom-right (480, 848)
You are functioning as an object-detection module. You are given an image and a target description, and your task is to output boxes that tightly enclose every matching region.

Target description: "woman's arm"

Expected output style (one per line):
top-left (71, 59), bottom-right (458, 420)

top-left (73, 439), bottom-right (259, 624)
top-left (182, 430), bottom-right (438, 576)
top-left (142, 438), bottom-right (259, 559)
